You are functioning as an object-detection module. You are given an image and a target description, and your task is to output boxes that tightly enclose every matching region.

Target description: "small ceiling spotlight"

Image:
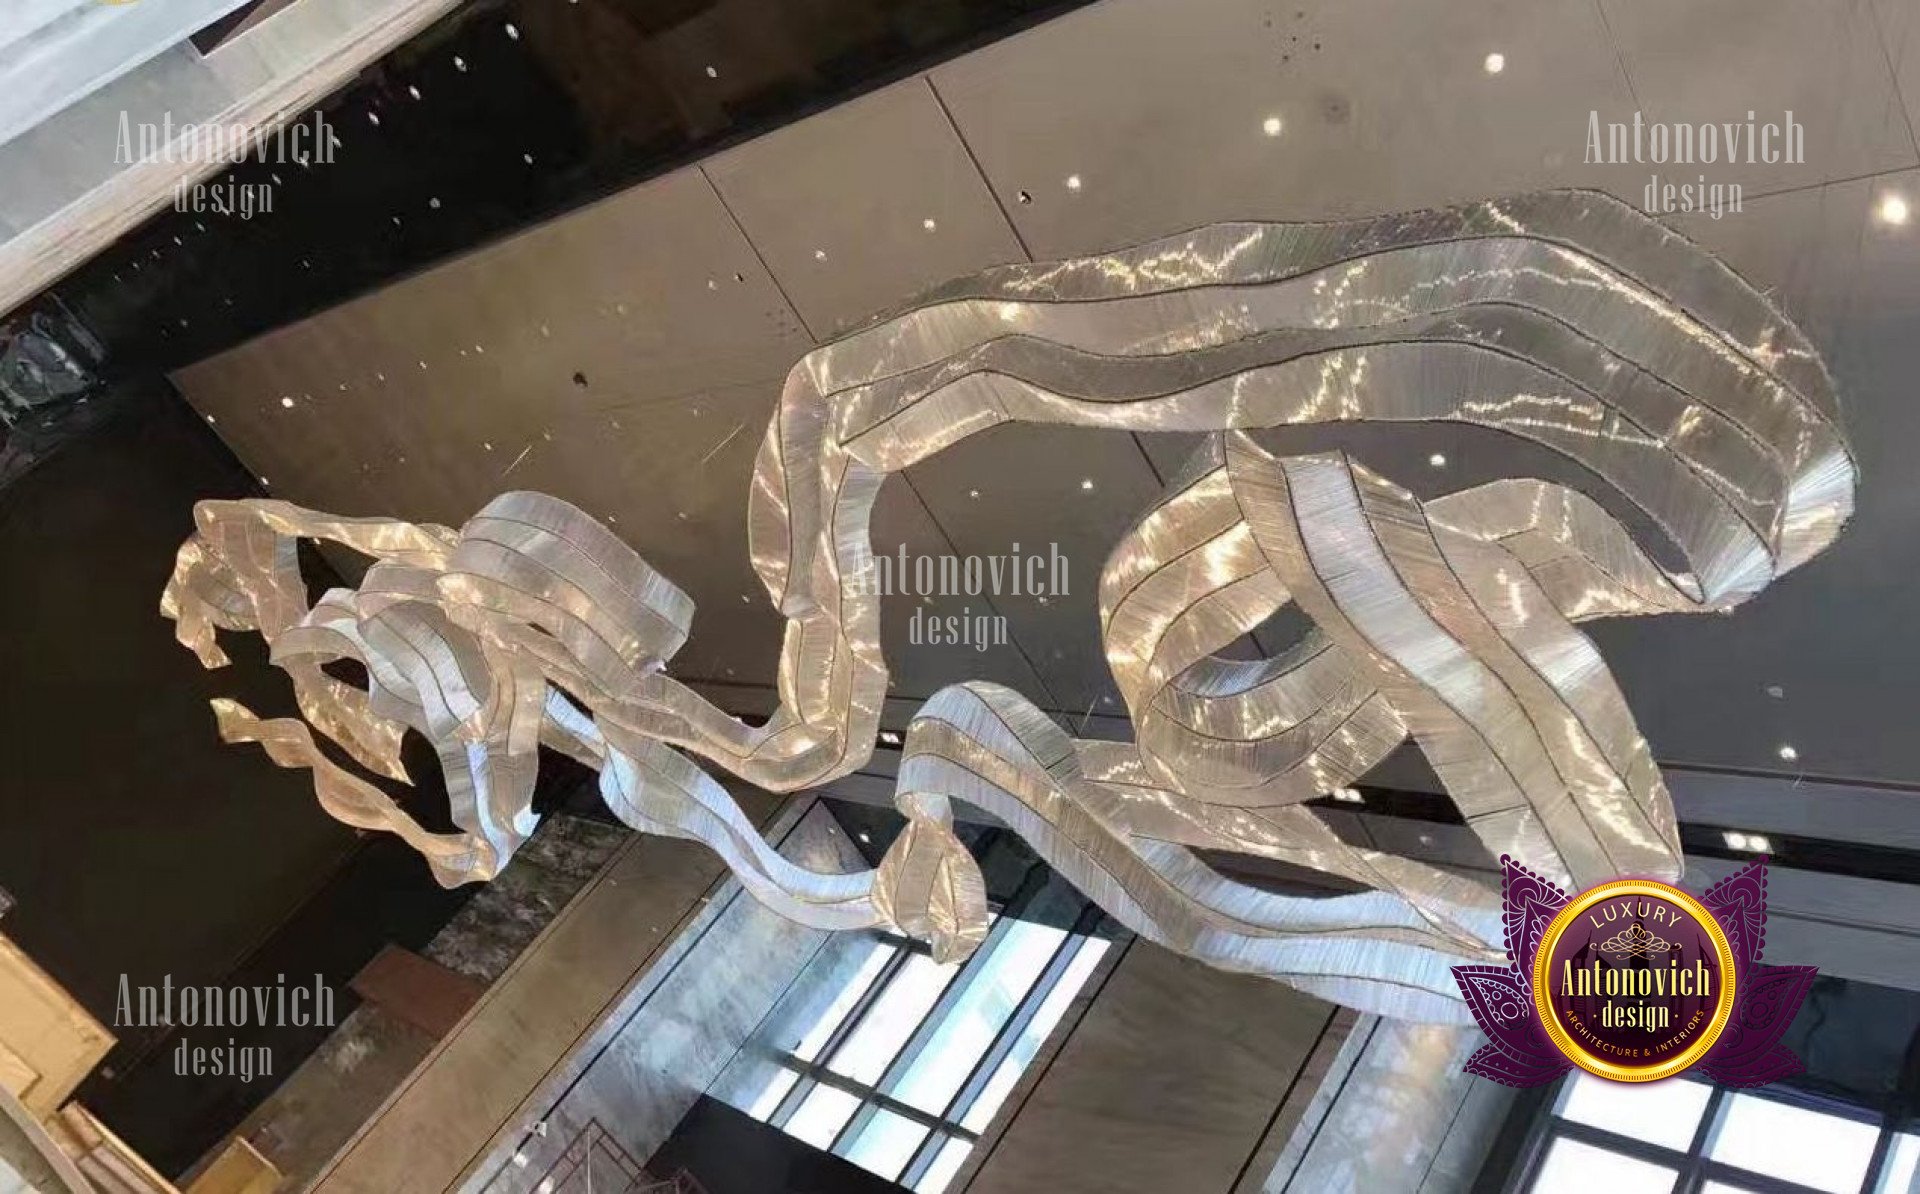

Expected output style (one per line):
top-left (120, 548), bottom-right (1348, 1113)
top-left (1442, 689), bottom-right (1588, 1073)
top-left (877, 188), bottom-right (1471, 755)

top-left (1876, 192), bottom-right (1910, 227)
top-left (1429, 452), bottom-right (1447, 467)
top-left (858, 831), bottom-right (873, 844)
top-left (1080, 478), bottom-right (1095, 490)
top-left (1331, 787), bottom-right (1364, 804)
top-left (1483, 52), bottom-right (1506, 74)
top-left (813, 248), bottom-right (827, 261)
top-left (878, 730), bottom-right (903, 747)
top-left (280, 396), bottom-right (295, 408)
top-left (1262, 115), bottom-right (1284, 137)
top-left (1065, 174), bottom-right (1083, 191)
top-left (1776, 744), bottom-right (1799, 762)
top-left (1722, 830), bottom-right (1773, 854)
top-left (923, 217), bottom-right (939, 231)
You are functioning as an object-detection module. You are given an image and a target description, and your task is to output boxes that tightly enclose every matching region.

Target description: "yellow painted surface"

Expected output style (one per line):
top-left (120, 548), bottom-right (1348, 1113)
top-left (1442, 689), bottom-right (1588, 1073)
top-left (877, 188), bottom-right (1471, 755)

top-left (0, 934), bottom-right (112, 1118)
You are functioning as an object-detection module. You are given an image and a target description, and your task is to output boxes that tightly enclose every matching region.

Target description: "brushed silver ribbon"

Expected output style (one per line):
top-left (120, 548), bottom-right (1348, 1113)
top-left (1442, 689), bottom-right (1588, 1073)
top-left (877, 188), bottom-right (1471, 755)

top-left (163, 191), bottom-right (1854, 1022)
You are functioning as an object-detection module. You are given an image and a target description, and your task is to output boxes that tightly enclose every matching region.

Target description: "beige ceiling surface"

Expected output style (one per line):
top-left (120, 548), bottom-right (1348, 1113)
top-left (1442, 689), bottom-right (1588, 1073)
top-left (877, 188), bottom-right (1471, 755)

top-left (172, 0), bottom-right (1920, 783)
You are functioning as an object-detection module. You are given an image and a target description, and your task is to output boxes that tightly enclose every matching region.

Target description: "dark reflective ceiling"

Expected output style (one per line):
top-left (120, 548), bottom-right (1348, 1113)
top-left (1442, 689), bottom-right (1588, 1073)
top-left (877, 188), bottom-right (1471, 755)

top-left (42, 0), bottom-right (1093, 374)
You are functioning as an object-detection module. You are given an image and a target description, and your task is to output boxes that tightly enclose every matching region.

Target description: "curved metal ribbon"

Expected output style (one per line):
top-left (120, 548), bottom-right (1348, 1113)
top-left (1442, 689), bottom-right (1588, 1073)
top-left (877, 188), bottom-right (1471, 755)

top-left (162, 190), bottom-right (1854, 1023)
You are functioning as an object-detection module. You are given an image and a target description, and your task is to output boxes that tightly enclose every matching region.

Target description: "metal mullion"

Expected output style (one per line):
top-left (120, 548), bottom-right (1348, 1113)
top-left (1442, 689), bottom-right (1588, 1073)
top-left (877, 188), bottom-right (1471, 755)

top-left (1497, 1079), bottom-right (1570, 1194)
top-left (1549, 1118), bottom-right (1700, 1172)
top-left (777, 1051), bottom-right (972, 1140)
top-left (768, 1071), bottom-right (818, 1132)
top-left (827, 915), bottom-right (1016, 1156)
top-left (1677, 1085), bottom-right (1731, 1193)
top-left (1547, 1115), bottom-right (1833, 1194)
top-left (865, 865), bottom-right (1055, 1121)
top-left (868, 915), bottom-right (1017, 1099)
top-left (1694, 1158), bottom-right (1850, 1194)
top-left (1858, 1111), bottom-right (1899, 1194)
top-left (809, 938), bottom-right (915, 1072)
top-left (898, 907), bottom-right (1103, 1189)
top-left (768, 939), bottom-right (912, 1129)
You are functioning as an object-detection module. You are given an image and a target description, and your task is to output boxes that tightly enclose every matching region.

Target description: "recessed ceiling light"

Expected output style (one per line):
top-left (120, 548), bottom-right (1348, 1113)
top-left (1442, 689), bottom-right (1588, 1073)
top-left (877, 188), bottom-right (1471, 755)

top-left (1080, 478), bottom-right (1095, 490)
top-left (280, 396), bottom-right (295, 408)
top-left (967, 488), bottom-right (981, 499)
top-left (878, 730), bottom-right (903, 747)
top-left (408, 85), bottom-right (422, 100)
top-left (1777, 744), bottom-right (1799, 762)
top-left (705, 65), bottom-right (719, 79)
top-left (505, 22), bottom-right (519, 39)
top-left (1876, 192), bottom-right (1910, 226)
top-left (1065, 174), bottom-right (1083, 191)
top-left (1332, 787), bottom-right (1364, 803)
top-left (1747, 834), bottom-right (1773, 854)
top-left (1483, 52), bottom-right (1506, 74)
top-left (1429, 453), bottom-right (1447, 467)
top-left (813, 248), bottom-right (827, 261)
top-left (858, 831), bottom-right (872, 844)
top-left (923, 217), bottom-right (938, 231)
top-left (1262, 115), bottom-right (1284, 137)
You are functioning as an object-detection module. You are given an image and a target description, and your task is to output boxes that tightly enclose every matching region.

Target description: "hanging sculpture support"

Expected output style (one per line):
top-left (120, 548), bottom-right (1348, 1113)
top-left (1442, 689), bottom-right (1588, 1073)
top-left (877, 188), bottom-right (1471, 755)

top-left (162, 190), bottom-right (1856, 1024)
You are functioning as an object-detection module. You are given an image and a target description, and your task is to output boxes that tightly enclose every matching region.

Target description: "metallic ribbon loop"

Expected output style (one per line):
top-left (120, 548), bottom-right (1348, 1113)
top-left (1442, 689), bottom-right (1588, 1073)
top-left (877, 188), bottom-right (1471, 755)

top-left (163, 190), bottom-right (1853, 1022)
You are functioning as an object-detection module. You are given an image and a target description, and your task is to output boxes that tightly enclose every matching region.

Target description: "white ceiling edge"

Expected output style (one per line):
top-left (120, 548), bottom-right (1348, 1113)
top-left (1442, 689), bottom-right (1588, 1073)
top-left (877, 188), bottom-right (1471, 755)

top-left (0, 0), bottom-right (461, 320)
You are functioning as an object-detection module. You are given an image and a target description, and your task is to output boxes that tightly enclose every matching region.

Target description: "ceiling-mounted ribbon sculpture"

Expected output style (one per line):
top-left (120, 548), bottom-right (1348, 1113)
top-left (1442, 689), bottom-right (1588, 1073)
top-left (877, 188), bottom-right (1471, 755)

top-left (163, 190), bottom-right (1854, 1023)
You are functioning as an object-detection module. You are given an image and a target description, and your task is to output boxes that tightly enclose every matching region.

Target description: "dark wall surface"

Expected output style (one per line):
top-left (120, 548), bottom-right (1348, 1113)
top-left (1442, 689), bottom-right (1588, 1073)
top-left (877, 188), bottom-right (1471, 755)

top-left (0, 384), bottom-right (358, 1026)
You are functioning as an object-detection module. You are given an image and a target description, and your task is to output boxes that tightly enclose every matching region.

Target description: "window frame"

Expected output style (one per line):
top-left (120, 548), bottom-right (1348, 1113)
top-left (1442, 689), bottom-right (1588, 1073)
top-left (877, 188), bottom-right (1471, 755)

top-left (1501, 1074), bottom-right (1915, 1194)
top-left (750, 897), bottom-right (1111, 1190)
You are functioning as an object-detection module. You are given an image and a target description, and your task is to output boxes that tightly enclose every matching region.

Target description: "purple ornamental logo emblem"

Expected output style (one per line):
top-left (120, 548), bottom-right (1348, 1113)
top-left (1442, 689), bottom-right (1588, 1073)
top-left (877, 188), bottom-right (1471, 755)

top-left (1452, 856), bottom-right (1816, 1086)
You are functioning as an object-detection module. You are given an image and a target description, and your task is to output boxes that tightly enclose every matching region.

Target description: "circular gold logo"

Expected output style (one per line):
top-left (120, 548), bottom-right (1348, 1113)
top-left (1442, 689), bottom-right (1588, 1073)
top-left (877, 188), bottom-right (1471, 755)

top-left (1531, 879), bottom-right (1737, 1082)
